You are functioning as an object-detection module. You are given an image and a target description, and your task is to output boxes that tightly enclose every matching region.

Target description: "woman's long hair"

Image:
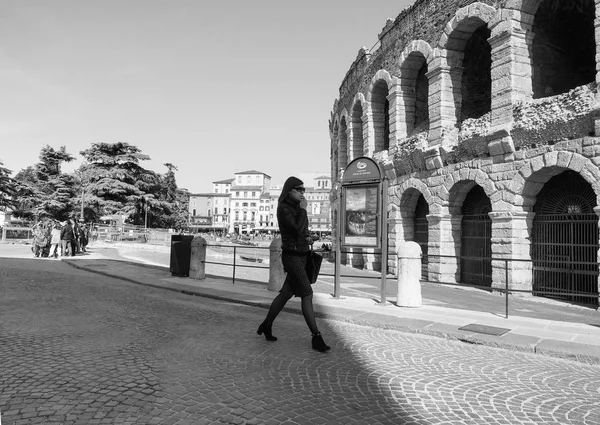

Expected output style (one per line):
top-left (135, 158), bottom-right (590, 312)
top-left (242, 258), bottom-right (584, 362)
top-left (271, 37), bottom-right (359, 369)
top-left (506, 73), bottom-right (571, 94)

top-left (278, 176), bottom-right (303, 204)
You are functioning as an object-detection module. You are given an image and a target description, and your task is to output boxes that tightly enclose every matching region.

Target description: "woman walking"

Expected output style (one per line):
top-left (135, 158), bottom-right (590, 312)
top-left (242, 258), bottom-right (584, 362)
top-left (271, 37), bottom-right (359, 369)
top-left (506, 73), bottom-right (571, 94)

top-left (257, 176), bottom-right (330, 352)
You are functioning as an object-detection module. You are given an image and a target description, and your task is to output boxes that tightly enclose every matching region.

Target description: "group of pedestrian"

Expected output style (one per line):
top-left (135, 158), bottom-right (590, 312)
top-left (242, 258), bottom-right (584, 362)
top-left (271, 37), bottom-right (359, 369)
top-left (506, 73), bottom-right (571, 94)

top-left (32, 218), bottom-right (90, 258)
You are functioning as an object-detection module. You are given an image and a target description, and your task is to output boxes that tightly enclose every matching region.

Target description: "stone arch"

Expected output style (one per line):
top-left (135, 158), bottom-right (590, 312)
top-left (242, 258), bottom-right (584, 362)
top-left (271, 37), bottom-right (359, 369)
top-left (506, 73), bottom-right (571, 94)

top-left (398, 41), bottom-right (433, 138)
top-left (339, 108), bottom-right (350, 170)
top-left (446, 167), bottom-right (496, 215)
top-left (428, 2), bottom-right (496, 146)
top-left (396, 178), bottom-right (435, 216)
top-left (367, 69), bottom-right (395, 99)
top-left (367, 70), bottom-right (393, 153)
top-left (439, 3), bottom-right (496, 53)
top-left (512, 152), bottom-right (600, 211)
top-left (350, 93), bottom-right (367, 159)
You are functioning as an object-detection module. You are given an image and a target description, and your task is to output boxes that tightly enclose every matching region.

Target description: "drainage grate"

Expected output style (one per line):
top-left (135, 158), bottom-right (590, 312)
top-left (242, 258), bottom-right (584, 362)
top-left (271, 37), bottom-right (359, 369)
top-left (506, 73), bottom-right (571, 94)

top-left (459, 323), bottom-right (511, 336)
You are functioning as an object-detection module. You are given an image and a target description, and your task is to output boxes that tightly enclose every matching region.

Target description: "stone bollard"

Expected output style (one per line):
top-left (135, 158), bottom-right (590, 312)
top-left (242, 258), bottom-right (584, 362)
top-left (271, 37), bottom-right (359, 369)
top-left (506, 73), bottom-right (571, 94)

top-left (189, 236), bottom-right (207, 280)
top-left (268, 237), bottom-right (285, 292)
top-left (397, 241), bottom-right (422, 307)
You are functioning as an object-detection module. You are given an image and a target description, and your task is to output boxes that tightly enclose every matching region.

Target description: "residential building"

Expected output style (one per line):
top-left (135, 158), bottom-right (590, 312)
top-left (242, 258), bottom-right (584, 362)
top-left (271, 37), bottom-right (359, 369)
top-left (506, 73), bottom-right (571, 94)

top-left (188, 193), bottom-right (230, 235)
top-left (230, 170), bottom-right (271, 234)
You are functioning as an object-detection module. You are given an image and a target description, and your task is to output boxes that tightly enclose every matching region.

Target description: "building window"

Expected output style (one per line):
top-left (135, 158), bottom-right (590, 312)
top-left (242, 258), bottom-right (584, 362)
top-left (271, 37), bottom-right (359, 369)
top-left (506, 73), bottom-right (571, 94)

top-left (236, 191), bottom-right (240, 197)
top-left (193, 209), bottom-right (196, 216)
top-left (252, 191), bottom-right (256, 197)
top-left (251, 203), bottom-right (256, 207)
top-left (244, 191), bottom-right (248, 198)
top-left (242, 202), bottom-right (248, 207)
top-left (251, 211), bottom-right (255, 220)
top-left (214, 207), bottom-right (218, 214)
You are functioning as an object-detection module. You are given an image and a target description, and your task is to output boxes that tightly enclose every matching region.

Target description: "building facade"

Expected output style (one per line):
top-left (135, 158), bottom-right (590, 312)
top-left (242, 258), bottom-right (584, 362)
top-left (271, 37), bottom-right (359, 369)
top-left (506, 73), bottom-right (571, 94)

top-left (230, 170), bottom-right (271, 235)
top-left (329, 0), bottom-right (600, 306)
top-left (188, 193), bottom-right (230, 234)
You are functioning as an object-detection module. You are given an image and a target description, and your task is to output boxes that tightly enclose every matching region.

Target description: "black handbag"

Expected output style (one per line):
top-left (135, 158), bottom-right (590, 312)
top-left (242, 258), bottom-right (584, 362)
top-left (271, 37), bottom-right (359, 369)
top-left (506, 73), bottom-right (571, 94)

top-left (306, 247), bottom-right (323, 284)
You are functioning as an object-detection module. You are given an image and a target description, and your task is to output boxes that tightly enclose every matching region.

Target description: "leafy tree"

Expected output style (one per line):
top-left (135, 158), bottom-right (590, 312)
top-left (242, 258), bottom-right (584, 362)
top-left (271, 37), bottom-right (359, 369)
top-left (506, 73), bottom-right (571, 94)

top-left (0, 160), bottom-right (17, 210)
top-left (12, 145), bottom-right (76, 221)
top-left (80, 142), bottom-right (157, 223)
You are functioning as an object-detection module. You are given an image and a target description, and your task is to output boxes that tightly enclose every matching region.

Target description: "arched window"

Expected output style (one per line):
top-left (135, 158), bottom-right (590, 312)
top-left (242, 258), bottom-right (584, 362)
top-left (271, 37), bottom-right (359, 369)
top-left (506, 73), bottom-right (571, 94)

top-left (351, 102), bottom-right (364, 158)
top-left (532, 0), bottom-right (595, 98)
top-left (371, 80), bottom-right (390, 152)
top-left (460, 25), bottom-right (492, 121)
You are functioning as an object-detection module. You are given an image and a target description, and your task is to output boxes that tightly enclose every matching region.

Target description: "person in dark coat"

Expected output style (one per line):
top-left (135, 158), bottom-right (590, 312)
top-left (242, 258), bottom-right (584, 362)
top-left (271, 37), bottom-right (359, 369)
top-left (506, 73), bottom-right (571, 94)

top-left (257, 176), bottom-right (330, 352)
top-left (60, 220), bottom-right (75, 257)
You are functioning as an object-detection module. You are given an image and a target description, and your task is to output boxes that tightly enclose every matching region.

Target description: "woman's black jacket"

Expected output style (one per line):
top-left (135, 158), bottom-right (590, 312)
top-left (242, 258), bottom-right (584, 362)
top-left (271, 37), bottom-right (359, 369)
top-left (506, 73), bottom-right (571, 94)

top-left (277, 198), bottom-right (309, 254)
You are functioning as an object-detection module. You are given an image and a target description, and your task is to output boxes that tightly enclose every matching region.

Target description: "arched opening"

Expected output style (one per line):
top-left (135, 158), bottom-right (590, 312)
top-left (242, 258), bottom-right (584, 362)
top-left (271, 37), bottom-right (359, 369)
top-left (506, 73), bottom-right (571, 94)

top-left (414, 62), bottom-right (429, 132)
top-left (401, 51), bottom-right (429, 136)
top-left (460, 185), bottom-right (492, 287)
top-left (460, 24), bottom-right (492, 122)
top-left (532, 0), bottom-right (595, 98)
top-left (332, 122), bottom-right (339, 180)
top-left (351, 102), bottom-right (364, 159)
top-left (413, 194), bottom-right (429, 280)
top-left (371, 80), bottom-right (390, 152)
top-left (339, 117), bottom-right (348, 169)
top-left (531, 170), bottom-right (599, 306)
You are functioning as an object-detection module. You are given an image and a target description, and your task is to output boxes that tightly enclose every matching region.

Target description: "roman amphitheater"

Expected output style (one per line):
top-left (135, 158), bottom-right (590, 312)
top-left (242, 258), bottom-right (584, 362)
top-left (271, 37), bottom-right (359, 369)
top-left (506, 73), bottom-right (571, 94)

top-left (329, 0), bottom-right (600, 307)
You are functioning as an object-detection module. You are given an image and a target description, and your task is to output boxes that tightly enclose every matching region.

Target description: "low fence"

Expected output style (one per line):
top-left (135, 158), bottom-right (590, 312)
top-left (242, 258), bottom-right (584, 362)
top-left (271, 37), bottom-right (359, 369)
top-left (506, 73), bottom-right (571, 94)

top-left (1, 226), bottom-right (33, 243)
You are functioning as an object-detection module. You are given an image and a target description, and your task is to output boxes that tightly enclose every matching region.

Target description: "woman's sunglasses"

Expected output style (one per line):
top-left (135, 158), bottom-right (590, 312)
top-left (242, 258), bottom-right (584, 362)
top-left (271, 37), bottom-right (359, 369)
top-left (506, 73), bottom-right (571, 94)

top-left (293, 186), bottom-right (306, 193)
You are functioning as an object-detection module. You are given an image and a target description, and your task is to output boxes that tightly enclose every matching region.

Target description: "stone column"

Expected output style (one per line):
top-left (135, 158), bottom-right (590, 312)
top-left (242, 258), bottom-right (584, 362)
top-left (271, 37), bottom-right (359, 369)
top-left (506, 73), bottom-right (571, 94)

top-left (487, 14), bottom-right (534, 156)
top-left (489, 211), bottom-right (535, 294)
top-left (189, 236), bottom-right (207, 280)
top-left (345, 125), bottom-right (354, 162)
top-left (426, 58), bottom-right (463, 148)
top-left (426, 213), bottom-right (460, 284)
top-left (268, 237), bottom-right (285, 291)
top-left (362, 105), bottom-right (374, 156)
top-left (397, 241), bottom-right (422, 307)
top-left (387, 80), bottom-right (402, 146)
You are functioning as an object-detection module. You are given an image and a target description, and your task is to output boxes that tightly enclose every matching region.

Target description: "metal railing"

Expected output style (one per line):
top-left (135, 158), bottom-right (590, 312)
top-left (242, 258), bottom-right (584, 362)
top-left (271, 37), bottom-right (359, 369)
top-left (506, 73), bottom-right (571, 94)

top-left (336, 249), bottom-right (600, 318)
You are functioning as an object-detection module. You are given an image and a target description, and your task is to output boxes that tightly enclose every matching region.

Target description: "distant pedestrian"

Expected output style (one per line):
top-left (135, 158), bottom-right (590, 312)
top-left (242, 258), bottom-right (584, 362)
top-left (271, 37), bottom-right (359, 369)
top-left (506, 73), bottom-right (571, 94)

top-left (60, 220), bottom-right (75, 257)
top-left (48, 222), bottom-right (62, 258)
top-left (257, 176), bottom-right (330, 352)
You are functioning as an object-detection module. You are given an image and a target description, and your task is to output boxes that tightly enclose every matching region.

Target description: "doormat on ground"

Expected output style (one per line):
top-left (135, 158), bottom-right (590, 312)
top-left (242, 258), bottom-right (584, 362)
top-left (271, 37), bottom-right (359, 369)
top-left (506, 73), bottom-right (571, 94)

top-left (459, 324), bottom-right (511, 336)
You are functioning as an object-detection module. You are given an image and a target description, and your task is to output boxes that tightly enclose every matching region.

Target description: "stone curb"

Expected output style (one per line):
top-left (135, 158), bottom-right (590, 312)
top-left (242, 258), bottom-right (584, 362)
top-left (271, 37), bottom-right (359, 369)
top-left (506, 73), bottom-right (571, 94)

top-left (62, 259), bottom-right (600, 366)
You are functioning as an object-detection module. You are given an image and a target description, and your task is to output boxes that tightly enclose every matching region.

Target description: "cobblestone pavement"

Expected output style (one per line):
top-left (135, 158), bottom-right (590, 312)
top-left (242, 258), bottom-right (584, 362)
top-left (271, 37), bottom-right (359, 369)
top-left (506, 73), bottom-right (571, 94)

top-left (1, 257), bottom-right (600, 425)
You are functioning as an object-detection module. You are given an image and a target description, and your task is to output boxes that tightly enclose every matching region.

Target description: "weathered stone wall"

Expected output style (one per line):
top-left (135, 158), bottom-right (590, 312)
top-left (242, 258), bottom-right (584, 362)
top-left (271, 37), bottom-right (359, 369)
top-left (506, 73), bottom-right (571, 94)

top-left (330, 0), bottom-right (600, 303)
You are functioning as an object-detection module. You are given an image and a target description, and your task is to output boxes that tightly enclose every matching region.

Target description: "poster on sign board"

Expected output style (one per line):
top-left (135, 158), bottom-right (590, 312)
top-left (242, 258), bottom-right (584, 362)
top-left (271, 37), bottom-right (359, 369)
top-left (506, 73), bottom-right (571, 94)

top-left (342, 183), bottom-right (380, 247)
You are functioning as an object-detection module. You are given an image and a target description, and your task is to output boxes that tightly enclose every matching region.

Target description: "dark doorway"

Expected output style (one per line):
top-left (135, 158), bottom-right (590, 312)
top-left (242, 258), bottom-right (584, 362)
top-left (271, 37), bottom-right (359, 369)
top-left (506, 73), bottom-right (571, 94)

top-left (414, 194), bottom-right (429, 280)
top-left (532, 171), bottom-right (599, 306)
top-left (460, 186), bottom-right (492, 287)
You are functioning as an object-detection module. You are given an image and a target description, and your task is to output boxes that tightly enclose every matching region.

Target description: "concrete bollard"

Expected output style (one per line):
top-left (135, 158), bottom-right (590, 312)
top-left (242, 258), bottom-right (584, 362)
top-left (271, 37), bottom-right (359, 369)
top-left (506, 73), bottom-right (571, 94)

top-left (397, 241), bottom-right (422, 307)
top-left (189, 236), bottom-right (207, 280)
top-left (268, 237), bottom-right (285, 292)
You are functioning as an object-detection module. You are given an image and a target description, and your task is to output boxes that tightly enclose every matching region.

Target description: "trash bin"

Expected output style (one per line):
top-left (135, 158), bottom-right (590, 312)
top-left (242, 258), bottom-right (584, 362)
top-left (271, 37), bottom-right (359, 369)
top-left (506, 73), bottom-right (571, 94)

top-left (170, 235), bottom-right (194, 277)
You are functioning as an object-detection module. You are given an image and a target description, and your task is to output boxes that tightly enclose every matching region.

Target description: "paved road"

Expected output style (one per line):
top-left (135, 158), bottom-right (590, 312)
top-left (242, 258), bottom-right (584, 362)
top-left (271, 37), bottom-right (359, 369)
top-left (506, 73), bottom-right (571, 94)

top-left (1, 257), bottom-right (600, 425)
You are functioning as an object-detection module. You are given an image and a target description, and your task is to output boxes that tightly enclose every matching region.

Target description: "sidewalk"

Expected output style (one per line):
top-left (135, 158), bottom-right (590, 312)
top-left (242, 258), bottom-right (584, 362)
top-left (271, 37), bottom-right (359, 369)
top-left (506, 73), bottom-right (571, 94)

top-left (60, 252), bottom-right (600, 366)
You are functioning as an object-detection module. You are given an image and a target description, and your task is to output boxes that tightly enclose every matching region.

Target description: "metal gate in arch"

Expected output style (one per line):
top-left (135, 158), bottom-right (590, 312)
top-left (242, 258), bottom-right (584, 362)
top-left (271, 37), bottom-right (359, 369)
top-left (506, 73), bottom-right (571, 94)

top-left (460, 186), bottom-right (492, 287)
top-left (413, 194), bottom-right (429, 280)
top-left (532, 171), bottom-right (599, 306)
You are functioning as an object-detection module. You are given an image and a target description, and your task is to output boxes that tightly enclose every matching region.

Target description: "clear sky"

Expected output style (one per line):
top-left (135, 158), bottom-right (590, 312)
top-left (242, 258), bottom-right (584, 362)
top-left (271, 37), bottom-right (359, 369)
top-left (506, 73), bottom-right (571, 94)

top-left (0, 0), bottom-right (412, 192)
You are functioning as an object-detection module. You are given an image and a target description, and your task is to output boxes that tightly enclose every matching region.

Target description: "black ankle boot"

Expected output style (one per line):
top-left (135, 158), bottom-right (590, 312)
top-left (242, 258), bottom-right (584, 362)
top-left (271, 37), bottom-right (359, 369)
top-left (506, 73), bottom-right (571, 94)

top-left (311, 333), bottom-right (330, 352)
top-left (257, 321), bottom-right (277, 342)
